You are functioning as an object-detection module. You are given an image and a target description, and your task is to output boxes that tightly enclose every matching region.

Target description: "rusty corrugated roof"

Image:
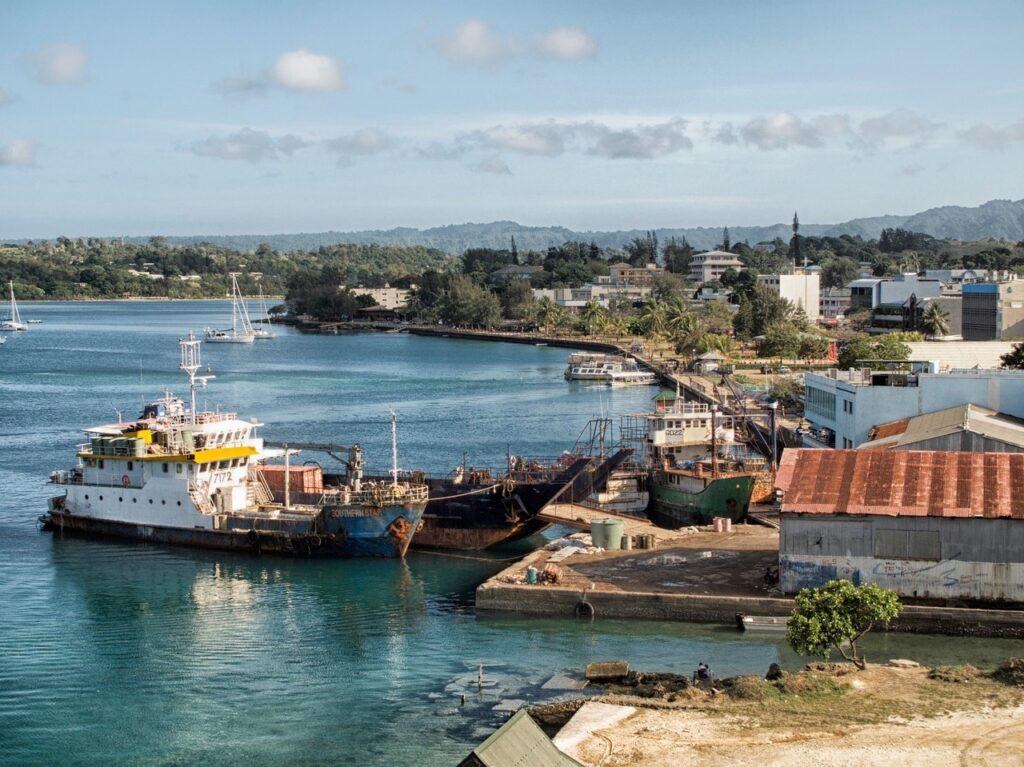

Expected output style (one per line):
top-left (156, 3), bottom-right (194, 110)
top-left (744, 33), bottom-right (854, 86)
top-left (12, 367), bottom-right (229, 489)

top-left (776, 449), bottom-right (1024, 519)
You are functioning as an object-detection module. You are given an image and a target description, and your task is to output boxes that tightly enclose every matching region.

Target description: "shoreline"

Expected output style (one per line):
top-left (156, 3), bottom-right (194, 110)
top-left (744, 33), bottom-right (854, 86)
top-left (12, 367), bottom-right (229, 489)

top-left (19, 296), bottom-right (284, 303)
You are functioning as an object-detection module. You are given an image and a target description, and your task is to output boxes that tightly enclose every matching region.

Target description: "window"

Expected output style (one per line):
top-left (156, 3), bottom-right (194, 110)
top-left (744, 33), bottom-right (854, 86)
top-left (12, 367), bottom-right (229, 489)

top-left (176, 464), bottom-right (183, 474)
top-left (162, 463), bottom-right (169, 473)
top-left (98, 459), bottom-right (105, 470)
top-left (874, 529), bottom-right (941, 561)
top-left (127, 461), bottom-right (134, 471)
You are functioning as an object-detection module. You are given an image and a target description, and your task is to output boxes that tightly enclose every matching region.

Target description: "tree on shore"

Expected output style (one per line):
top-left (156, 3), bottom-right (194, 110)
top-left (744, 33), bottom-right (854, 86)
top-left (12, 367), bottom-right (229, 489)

top-left (787, 580), bottom-right (902, 669)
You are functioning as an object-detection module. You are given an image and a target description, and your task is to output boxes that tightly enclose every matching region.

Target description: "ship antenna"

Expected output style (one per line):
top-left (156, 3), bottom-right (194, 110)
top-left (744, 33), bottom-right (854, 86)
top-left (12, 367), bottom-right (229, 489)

top-left (180, 331), bottom-right (201, 424)
top-left (389, 409), bottom-right (399, 488)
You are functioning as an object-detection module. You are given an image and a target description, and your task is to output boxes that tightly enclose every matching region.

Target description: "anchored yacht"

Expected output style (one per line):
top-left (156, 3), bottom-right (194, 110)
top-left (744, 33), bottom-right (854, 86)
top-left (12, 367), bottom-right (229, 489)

top-left (2, 281), bottom-right (27, 331)
top-left (205, 273), bottom-right (255, 343)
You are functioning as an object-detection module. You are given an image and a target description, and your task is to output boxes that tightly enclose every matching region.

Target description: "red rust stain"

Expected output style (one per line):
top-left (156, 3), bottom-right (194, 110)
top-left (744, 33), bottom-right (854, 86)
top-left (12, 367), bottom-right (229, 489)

top-left (779, 449), bottom-right (1024, 519)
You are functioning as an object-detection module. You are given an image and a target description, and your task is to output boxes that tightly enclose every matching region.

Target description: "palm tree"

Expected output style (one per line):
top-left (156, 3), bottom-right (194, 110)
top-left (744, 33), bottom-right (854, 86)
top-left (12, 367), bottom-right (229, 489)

top-left (639, 299), bottom-right (667, 338)
top-left (605, 313), bottom-right (629, 338)
top-left (695, 333), bottom-right (734, 357)
top-left (921, 301), bottom-right (949, 338)
top-left (580, 300), bottom-right (609, 335)
top-left (535, 296), bottom-right (560, 332)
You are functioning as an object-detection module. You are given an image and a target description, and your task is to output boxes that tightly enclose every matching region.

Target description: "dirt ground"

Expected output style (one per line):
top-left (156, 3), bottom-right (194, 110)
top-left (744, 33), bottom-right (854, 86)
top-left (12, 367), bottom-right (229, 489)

top-left (558, 664), bottom-right (1024, 767)
top-left (549, 524), bottom-right (780, 597)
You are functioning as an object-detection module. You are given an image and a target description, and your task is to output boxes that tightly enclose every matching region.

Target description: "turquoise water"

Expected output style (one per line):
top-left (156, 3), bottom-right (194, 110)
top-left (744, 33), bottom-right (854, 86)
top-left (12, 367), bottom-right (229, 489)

top-left (1, 302), bottom-right (1020, 766)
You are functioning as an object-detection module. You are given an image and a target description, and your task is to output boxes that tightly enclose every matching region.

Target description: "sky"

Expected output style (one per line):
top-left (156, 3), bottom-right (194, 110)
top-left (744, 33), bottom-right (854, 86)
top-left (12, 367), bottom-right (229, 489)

top-left (1, 0), bottom-right (1023, 238)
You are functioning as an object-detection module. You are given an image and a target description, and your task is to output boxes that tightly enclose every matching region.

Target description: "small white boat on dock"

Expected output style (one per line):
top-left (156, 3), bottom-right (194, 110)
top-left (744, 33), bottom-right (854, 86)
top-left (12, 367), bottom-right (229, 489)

top-left (2, 281), bottom-right (28, 331)
top-left (735, 613), bottom-right (789, 632)
top-left (205, 274), bottom-right (256, 344)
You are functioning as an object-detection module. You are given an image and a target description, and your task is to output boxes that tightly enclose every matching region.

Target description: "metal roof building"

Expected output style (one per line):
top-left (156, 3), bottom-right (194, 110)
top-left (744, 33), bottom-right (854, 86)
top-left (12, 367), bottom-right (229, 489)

top-left (859, 404), bottom-right (1024, 453)
top-left (775, 449), bottom-right (1024, 601)
top-left (458, 710), bottom-right (584, 767)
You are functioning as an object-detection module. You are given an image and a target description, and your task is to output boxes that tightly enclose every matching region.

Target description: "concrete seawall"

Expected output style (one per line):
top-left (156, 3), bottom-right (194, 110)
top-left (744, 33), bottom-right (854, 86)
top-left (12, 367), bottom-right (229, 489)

top-left (477, 566), bottom-right (1024, 638)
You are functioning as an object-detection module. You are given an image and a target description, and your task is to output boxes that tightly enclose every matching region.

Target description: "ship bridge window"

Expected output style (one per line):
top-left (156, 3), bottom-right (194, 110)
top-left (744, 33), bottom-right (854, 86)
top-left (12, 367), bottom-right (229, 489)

top-left (162, 463), bottom-right (169, 473)
top-left (175, 464), bottom-right (183, 474)
top-left (127, 461), bottom-right (134, 471)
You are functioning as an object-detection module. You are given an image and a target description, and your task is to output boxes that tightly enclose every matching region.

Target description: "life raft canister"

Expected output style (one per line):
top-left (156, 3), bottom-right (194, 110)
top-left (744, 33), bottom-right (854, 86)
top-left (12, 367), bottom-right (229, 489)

top-left (121, 474), bottom-right (131, 487)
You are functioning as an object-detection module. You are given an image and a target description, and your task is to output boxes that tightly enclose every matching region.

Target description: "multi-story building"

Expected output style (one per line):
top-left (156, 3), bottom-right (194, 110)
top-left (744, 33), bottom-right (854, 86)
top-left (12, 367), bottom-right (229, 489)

top-left (819, 288), bottom-right (850, 322)
top-left (846, 274), bottom-right (945, 311)
top-left (345, 284), bottom-right (413, 310)
top-left (532, 283), bottom-right (651, 309)
top-left (688, 250), bottom-right (743, 283)
top-left (757, 271), bottom-right (820, 323)
top-left (801, 365), bottom-right (1024, 449)
top-left (961, 281), bottom-right (1024, 340)
top-left (608, 262), bottom-right (663, 285)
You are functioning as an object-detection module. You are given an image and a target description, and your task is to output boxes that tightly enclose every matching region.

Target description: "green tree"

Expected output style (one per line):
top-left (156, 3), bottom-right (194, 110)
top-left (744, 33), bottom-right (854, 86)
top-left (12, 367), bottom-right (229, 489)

top-left (920, 301), bottom-right (949, 338)
top-left (733, 284), bottom-right (799, 338)
top-left (820, 256), bottom-right (859, 289)
top-left (757, 322), bottom-right (801, 358)
top-left (798, 334), bottom-right (831, 361)
top-left (662, 237), bottom-right (694, 274)
top-left (1001, 342), bottom-right (1024, 369)
top-left (499, 280), bottom-right (536, 321)
top-left (694, 333), bottom-right (734, 357)
top-left (787, 580), bottom-right (902, 669)
top-left (837, 333), bottom-right (911, 369)
top-left (579, 300), bottom-right (609, 335)
top-left (638, 299), bottom-right (668, 338)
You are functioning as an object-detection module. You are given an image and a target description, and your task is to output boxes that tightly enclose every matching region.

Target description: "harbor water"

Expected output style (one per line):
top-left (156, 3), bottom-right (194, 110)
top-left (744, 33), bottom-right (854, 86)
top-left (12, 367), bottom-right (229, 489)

top-left (1, 301), bottom-right (1020, 767)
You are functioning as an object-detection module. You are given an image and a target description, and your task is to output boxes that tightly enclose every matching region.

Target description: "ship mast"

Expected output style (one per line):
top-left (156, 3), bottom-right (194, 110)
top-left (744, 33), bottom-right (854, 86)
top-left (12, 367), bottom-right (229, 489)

top-left (180, 331), bottom-right (201, 423)
top-left (390, 410), bottom-right (399, 488)
top-left (710, 404), bottom-right (719, 478)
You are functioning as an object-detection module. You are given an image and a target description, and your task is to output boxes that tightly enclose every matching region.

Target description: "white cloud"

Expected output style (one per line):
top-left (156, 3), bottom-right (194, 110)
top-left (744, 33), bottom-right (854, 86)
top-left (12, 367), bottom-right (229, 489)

top-left (585, 119), bottom-right (692, 158)
top-left (712, 110), bottom-right (937, 151)
top-left (189, 128), bottom-right (309, 162)
top-left (324, 128), bottom-right (393, 160)
top-left (0, 139), bottom-right (37, 167)
top-left (30, 43), bottom-right (89, 85)
top-left (472, 122), bottom-right (568, 155)
top-left (736, 113), bottom-right (831, 150)
top-left (855, 109), bottom-right (940, 149)
top-left (535, 27), bottom-right (597, 60)
top-left (436, 19), bottom-right (513, 67)
top-left (269, 50), bottom-right (346, 92)
top-left (957, 119), bottom-right (1024, 150)
top-left (471, 155), bottom-right (512, 175)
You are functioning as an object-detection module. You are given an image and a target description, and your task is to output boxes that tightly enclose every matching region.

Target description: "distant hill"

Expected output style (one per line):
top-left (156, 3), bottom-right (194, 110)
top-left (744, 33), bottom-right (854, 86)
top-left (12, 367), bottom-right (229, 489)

top-left (35, 197), bottom-right (1024, 253)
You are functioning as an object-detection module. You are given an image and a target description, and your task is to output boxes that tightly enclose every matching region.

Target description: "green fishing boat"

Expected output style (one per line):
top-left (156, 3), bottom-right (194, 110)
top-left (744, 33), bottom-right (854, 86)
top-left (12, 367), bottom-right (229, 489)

top-left (647, 461), bottom-right (756, 528)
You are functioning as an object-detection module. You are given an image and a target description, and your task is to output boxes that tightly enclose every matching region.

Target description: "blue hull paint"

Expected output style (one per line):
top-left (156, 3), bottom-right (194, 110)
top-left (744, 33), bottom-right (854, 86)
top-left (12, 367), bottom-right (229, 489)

top-left (44, 501), bottom-right (427, 559)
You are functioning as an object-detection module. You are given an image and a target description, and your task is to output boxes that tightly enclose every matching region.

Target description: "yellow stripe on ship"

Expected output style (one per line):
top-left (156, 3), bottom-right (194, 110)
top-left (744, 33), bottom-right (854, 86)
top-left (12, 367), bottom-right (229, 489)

top-left (78, 446), bottom-right (258, 463)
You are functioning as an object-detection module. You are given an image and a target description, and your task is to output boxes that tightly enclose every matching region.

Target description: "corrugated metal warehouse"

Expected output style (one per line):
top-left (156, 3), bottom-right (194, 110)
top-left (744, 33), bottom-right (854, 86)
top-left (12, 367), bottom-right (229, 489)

top-left (775, 450), bottom-right (1024, 602)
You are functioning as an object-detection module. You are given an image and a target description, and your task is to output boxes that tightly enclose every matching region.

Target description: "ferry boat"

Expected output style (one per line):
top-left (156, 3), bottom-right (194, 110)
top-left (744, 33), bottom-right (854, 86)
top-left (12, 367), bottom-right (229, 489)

top-left (606, 369), bottom-right (659, 387)
top-left (621, 392), bottom-right (767, 528)
top-left (42, 333), bottom-right (429, 557)
top-left (564, 352), bottom-right (649, 382)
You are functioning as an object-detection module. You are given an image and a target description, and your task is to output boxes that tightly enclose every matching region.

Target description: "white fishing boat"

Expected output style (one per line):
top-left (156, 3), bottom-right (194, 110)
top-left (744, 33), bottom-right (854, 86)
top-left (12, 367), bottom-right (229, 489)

top-left (2, 281), bottom-right (28, 331)
top-left (205, 273), bottom-right (255, 344)
top-left (251, 276), bottom-right (275, 339)
top-left (606, 369), bottom-right (659, 386)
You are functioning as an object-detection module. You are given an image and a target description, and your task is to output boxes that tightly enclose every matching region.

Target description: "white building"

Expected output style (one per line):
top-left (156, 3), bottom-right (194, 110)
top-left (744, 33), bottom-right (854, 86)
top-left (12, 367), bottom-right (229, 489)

top-left (847, 274), bottom-right (944, 311)
top-left (758, 271), bottom-right (820, 323)
top-left (345, 284), bottom-right (413, 310)
top-left (802, 364), bottom-right (1024, 449)
top-left (533, 283), bottom-right (651, 309)
top-left (688, 250), bottom-right (743, 283)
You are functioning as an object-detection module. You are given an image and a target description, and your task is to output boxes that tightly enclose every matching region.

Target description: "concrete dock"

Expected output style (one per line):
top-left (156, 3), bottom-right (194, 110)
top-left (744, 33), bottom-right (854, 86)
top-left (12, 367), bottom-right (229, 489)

top-left (476, 523), bottom-right (1024, 638)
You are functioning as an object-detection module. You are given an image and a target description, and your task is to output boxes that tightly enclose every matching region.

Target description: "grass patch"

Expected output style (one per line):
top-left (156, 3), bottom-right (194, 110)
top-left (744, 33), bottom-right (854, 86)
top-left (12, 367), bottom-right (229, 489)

top-left (928, 664), bottom-right (981, 683)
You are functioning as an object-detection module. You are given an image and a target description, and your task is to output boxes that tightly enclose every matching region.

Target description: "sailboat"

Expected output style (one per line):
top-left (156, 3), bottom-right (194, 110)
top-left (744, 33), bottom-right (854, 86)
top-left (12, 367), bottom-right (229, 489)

top-left (204, 273), bottom-right (255, 344)
top-left (2, 281), bottom-right (28, 331)
top-left (251, 277), bottom-right (275, 339)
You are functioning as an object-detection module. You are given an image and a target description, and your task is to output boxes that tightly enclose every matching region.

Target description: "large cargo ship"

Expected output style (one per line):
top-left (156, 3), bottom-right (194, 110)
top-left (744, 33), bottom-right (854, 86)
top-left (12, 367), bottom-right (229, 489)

top-left (42, 333), bottom-right (428, 557)
top-left (621, 391), bottom-right (768, 528)
top-left (405, 450), bottom-right (631, 550)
